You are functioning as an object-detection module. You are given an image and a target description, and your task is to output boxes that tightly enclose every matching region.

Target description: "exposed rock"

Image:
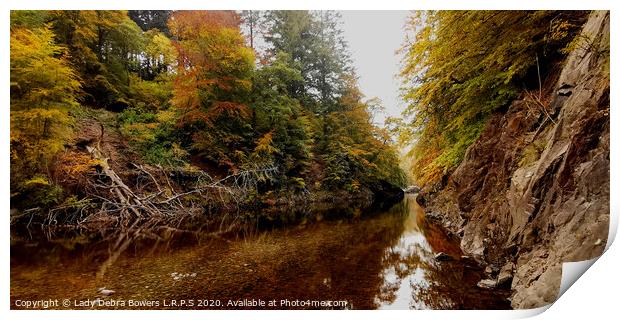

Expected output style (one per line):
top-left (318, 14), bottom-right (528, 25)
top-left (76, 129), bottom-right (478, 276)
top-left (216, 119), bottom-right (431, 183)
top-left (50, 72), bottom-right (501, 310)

top-left (477, 279), bottom-right (498, 289)
top-left (484, 266), bottom-right (493, 275)
top-left (421, 11), bottom-right (609, 309)
top-left (98, 287), bottom-right (115, 296)
top-left (404, 185), bottom-right (421, 193)
top-left (557, 84), bottom-right (573, 97)
top-left (424, 211), bottom-right (443, 222)
top-left (497, 262), bottom-right (514, 286)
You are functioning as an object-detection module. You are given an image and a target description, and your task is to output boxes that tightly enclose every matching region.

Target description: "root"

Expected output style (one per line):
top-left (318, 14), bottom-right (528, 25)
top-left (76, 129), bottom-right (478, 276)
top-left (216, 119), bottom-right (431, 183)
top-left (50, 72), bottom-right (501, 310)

top-left (44, 141), bottom-right (278, 227)
top-left (87, 145), bottom-right (159, 219)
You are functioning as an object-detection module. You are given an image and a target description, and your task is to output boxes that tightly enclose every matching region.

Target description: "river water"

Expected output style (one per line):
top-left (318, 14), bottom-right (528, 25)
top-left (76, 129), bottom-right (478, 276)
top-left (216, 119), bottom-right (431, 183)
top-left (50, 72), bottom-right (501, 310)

top-left (10, 194), bottom-right (510, 309)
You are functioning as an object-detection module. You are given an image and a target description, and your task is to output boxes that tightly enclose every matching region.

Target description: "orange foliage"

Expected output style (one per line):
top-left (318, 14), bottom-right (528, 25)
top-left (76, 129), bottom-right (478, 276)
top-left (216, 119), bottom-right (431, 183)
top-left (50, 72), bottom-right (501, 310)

top-left (168, 11), bottom-right (240, 39)
top-left (169, 10), bottom-right (254, 128)
top-left (208, 101), bottom-right (251, 119)
top-left (53, 150), bottom-right (100, 192)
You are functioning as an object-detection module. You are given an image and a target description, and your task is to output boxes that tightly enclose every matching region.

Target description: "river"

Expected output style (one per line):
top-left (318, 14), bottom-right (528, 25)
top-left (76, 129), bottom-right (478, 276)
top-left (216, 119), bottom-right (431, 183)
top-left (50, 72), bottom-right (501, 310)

top-left (10, 194), bottom-right (510, 309)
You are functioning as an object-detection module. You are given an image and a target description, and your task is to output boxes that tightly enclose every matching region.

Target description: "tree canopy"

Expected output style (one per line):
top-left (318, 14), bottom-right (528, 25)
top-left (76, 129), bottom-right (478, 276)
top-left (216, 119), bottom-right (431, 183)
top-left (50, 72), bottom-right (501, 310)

top-left (10, 10), bottom-right (405, 211)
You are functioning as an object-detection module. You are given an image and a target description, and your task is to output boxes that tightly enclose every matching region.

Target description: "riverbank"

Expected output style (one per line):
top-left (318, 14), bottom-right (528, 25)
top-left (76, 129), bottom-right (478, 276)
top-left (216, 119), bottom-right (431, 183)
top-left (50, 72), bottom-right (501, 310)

top-left (414, 11), bottom-right (610, 309)
top-left (10, 106), bottom-right (404, 230)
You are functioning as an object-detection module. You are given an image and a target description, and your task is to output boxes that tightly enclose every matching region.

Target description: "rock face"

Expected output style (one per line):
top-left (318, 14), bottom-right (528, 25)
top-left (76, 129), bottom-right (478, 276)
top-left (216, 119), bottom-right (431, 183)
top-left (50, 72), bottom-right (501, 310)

top-left (497, 262), bottom-right (514, 287)
top-left (477, 279), bottom-right (498, 290)
top-left (422, 11), bottom-right (609, 309)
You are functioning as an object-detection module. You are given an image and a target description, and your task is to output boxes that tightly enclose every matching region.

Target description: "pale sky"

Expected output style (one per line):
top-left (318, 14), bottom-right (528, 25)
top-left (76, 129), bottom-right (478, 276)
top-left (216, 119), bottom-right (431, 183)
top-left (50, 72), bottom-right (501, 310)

top-left (340, 11), bottom-right (411, 125)
top-left (243, 11), bottom-right (411, 126)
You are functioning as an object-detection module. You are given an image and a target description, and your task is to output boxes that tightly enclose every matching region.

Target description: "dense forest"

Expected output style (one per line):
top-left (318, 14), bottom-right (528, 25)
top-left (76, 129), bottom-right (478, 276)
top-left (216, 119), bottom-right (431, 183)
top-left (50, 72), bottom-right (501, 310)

top-left (10, 10), bottom-right (405, 224)
top-left (9, 10), bottom-right (595, 223)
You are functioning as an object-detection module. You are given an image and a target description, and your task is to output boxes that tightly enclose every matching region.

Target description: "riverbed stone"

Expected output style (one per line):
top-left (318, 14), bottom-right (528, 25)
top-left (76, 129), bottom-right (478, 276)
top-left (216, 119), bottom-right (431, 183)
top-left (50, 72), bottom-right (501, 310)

top-left (98, 287), bottom-right (116, 296)
top-left (477, 278), bottom-right (497, 289)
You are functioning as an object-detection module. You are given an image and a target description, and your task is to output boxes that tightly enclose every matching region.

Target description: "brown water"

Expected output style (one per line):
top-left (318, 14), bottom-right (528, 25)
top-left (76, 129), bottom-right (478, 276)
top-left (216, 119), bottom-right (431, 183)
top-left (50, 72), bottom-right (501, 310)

top-left (10, 195), bottom-right (510, 310)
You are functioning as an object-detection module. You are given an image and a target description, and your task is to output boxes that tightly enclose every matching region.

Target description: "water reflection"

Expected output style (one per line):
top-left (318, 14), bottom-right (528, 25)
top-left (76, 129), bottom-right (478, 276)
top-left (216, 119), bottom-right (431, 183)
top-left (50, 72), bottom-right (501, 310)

top-left (375, 196), bottom-right (505, 309)
top-left (376, 197), bottom-right (435, 309)
top-left (10, 195), bottom-right (509, 309)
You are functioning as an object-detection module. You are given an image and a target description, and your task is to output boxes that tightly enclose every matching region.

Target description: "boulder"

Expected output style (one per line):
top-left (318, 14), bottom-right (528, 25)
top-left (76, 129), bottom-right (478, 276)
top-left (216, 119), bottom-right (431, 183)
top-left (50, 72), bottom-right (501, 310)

top-left (477, 278), bottom-right (498, 289)
top-left (98, 287), bottom-right (116, 296)
top-left (497, 262), bottom-right (515, 286)
top-left (404, 185), bottom-right (421, 193)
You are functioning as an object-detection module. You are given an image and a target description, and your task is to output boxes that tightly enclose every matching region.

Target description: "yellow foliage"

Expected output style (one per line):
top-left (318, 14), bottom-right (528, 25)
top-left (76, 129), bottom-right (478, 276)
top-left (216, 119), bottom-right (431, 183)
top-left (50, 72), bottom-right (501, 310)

top-left (254, 131), bottom-right (278, 155)
top-left (398, 11), bottom-right (585, 186)
top-left (10, 24), bottom-right (80, 189)
top-left (24, 176), bottom-right (50, 187)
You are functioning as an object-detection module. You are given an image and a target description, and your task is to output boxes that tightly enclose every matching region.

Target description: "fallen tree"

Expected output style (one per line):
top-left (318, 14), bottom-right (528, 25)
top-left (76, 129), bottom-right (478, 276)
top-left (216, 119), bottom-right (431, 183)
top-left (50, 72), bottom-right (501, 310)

top-left (40, 137), bottom-right (278, 228)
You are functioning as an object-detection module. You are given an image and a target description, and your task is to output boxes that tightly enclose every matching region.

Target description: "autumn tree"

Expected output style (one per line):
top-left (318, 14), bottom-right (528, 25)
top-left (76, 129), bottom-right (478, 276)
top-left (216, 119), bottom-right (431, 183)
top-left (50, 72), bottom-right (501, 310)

top-left (398, 11), bottom-right (587, 185)
top-left (260, 10), bottom-right (403, 191)
top-left (321, 77), bottom-right (405, 191)
top-left (48, 10), bottom-right (144, 109)
top-left (10, 10), bottom-right (48, 29)
top-left (10, 9), bottom-right (408, 215)
top-left (10, 22), bottom-right (81, 206)
top-left (169, 10), bottom-right (255, 171)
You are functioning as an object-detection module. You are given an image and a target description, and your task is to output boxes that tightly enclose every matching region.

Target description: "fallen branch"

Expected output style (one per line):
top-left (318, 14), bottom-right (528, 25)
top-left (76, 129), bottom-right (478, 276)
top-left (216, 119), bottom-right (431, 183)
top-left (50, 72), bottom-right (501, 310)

top-left (70, 144), bottom-right (278, 225)
top-left (524, 89), bottom-right (557, 125)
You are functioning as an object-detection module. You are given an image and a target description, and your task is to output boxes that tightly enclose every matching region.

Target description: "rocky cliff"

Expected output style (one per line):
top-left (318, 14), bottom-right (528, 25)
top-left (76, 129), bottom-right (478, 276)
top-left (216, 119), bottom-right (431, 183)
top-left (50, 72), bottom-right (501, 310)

top-left (419, 11), bottom-right (610, 309)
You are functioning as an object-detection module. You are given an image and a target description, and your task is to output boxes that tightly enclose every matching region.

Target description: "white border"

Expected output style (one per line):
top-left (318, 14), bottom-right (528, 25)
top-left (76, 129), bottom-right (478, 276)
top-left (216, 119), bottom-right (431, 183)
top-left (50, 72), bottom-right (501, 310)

top-left (2, 1), bottom-right (617, 320)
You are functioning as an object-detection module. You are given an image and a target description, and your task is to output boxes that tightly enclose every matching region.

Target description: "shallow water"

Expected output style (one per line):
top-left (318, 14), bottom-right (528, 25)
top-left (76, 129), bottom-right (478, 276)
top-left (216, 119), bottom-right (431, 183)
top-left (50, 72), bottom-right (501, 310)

top-left (10, 195), bottom-right (510, 310)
